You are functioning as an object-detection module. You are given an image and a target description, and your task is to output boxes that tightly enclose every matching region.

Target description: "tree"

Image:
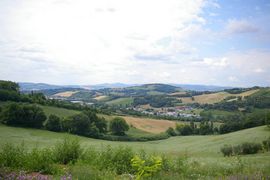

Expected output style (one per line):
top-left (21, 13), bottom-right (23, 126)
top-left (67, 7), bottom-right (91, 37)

top-left (110, 117), bottom-right (129, 136)
top-left (44, 114), bottom-right (62, 132)
top-left (166, 127), bottom-right (176, 136)
top-left (176, 124), bottom-right (193, 135)
top-left (0, 103), bottom-right (46, 128)
top-left (0, 80), bottom-right (19, 92)
top-left (63, 111), bottom-right (107, 137)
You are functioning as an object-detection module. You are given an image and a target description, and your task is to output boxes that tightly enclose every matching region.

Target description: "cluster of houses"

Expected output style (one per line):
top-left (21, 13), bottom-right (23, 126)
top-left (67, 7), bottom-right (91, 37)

top-left (129, 106), bottom-right (201, 119)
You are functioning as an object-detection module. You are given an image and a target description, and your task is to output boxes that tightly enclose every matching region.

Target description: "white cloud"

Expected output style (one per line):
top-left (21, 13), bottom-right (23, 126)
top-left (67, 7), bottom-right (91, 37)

top-left (0, 0), bottom-right (269, 87)
top-left (202, 57), bottom-right (228, 67)
top-left (0, 0), bottom-right (209, 84)
top-left (253, 68), bottom-right (265, 73)
top-left (228, 76), bottom-right (238, 82)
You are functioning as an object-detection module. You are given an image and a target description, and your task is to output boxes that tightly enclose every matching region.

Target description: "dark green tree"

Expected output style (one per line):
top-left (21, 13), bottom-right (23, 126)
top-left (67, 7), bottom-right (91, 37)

top-left (44, 114), bottom-right (62, 132)
top-left (0, 103), bottom-right (46, 128)
top-left (166, 127), bottom-right (176, 136)
top-left (110, 117), bottom-right (129, 136)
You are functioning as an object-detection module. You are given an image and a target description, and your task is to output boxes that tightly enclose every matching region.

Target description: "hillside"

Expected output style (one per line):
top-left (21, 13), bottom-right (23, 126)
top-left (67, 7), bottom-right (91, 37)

top-left (179, 89), bottom-right (260, 104)
top-left (0, 124), bottom-right (268, 157)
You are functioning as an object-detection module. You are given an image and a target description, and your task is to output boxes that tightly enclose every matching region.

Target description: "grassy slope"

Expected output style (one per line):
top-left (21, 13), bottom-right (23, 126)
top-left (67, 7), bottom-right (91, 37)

top-left (105, 97), bottom-right (134, 105)
top-left (40, 105), bottom-right (80, 118)
top-left (0, 124), bottom-right (269, 158)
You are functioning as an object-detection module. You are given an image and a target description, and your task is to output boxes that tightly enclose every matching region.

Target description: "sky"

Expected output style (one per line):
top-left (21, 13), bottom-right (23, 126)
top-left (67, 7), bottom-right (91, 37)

top-left (0, 0), bottom-right (270, 87)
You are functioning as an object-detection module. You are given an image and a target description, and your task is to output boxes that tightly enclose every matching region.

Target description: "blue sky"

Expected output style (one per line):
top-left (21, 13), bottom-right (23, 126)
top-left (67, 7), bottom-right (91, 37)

top-left (0, 0), bottom-right (269, 86)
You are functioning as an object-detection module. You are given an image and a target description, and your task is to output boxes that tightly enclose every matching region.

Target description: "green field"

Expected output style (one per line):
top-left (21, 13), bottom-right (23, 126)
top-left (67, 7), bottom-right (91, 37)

top-left (0, 124), bottom-right (269, 157)
top-left (106, 97), bottom-right (134, 106)
top-left (40, 105), bottom-right (80, 118)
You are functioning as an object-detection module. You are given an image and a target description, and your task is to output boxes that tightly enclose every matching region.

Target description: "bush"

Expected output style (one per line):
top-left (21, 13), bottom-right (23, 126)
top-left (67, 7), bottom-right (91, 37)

top-left (221, 142), bottom-right (262, 156)
top-left (241, 142), bottom-right (262, 154)
top-left (25, 148), bottom-right (56, 174)
top-left (53, 138), bottom-right (82, 164)
top-left (44, 114), bottom-right (62, 132)
top-left (110, 117), bottom-right (129, 136)
top-left (0, 143), bottom-right (57, 174)
top-left (166, 127), bottom-right (176, 136)
top-left (131, 155), bottom-right (162, 179)
top-left (0, 143), bottom-right (26, 169)
top-left (262, 137), bottom-right (270, 151)
top-left (221, 145), bottom-right (233, 156)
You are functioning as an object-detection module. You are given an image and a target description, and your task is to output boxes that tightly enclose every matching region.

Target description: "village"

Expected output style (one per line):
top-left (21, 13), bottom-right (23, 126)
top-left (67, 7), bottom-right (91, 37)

top-left (129, 105), bottom-right (201, 119)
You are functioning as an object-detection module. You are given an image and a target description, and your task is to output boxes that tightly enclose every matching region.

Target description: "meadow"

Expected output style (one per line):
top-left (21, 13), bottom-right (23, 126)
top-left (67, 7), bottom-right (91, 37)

top-left (0, 124), bottom-right (269, 156)
top-left (0, 124), bottom-right (269, 179)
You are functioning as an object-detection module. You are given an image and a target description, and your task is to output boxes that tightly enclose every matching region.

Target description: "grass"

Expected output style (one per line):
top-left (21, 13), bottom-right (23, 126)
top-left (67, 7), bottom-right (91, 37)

top-left (0, 124), bottom-right (269, 178)
top-left (39, 105), bottom-right (80, 118)
top-left (147, 91), bottom-right (164, 95)
top-left (106, 97), bottom-right (134, 106)
top-left (0, 124), bottom-right (269, 157)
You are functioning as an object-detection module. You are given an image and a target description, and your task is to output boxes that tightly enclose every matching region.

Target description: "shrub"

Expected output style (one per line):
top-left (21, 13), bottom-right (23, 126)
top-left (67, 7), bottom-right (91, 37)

top-left (0, 143), bottom-right (57, 174)
top-left (241, 142), bottom-right (262, 154)
top-left (131, 155), bottom-right (162, 180)
top-left (221, 145), bottom-right (233, 156)
top-left (44, 114), bottom-right (62, 132)
top-left (0, 143), bottom-right (26, 169)
top-left (166, 127), bottom-right (176, 136)
top-left (25, 148), bottom-right (56, 174)
top-left (232, 145), bottom-right (242, 155)
top-left (53, 138), bottom-right (82, 164)
top-left (80, 145), bottom-right (135, 174)
top-left (221, 142), bottom-right (263, 156)
top-left (110, 117), bottom-right (129, 136)
top-left (110, 146), bottom-right (134, 174)
top-left (262, 137), bottom-right (270, 151)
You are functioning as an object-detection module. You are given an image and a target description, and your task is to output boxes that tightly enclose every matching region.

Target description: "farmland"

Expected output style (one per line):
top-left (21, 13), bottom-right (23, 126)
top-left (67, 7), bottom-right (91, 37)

top-left (178, 89), bottom-right (259, 104)
top-left (52, 91), bottom-right (79, 97)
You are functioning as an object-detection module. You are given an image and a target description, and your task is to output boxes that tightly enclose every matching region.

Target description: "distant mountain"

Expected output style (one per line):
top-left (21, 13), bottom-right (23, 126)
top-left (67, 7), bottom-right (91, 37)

top-left (82, 83), bottom-right (139, 90)
top-left (19, 82), bottom-right (80, 91)
top-left (19, 82), bottom-right (233, 92)
top-left (171, 84), bottom-right (234, 91)
top-left (126, 83), bottom-right (182, 93)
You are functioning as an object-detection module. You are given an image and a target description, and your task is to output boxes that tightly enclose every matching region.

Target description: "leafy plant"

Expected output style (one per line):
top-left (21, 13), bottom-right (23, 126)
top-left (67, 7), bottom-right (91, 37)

top-left (53, 138), bottom-right (82, 164)
top-left (131, 155), bottom-right (162, 180)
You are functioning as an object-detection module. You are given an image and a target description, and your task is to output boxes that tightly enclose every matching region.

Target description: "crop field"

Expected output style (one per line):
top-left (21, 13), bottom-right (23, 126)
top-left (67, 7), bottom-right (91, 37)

top-left (179, 89), bottom-right (259, 104)
top-left (52, 91), bottom-right (79, 97)
top-left (93, 95), bottom-right (108, 101)
top-left (123, 116), bottom-right (177, 134)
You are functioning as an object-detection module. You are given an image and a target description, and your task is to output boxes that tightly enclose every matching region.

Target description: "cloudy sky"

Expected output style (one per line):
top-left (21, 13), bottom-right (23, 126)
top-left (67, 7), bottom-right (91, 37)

top-left (0, 0), bottom-right (269, 86)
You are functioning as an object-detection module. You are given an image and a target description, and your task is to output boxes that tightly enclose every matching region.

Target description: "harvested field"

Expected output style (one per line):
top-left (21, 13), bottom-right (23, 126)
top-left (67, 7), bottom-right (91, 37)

top-left (123, 116), bottom-right (178, 134)
top-left (179, 89), bottom-right (259, 104)
top-left (53, 91), bottom-right (78, 97)
top-left (93, 95), bottom-right (108, 101)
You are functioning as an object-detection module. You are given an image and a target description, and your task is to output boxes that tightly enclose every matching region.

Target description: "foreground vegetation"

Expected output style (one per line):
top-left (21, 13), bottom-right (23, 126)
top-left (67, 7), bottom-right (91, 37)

top-left (0, 133), bottom-right (270, 179)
